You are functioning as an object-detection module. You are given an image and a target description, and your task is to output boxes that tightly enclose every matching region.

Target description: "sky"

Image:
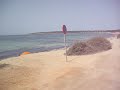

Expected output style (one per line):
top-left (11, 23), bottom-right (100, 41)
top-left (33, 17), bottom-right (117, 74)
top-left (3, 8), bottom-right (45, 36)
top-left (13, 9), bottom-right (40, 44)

top-left (0, 0), bottom-right (120, 35)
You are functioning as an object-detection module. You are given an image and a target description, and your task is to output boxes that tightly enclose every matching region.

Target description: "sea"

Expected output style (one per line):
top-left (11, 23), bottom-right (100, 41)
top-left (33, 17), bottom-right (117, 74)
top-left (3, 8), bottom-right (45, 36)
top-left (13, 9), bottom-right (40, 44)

top-left (0, 32), bottom-right (114, 60)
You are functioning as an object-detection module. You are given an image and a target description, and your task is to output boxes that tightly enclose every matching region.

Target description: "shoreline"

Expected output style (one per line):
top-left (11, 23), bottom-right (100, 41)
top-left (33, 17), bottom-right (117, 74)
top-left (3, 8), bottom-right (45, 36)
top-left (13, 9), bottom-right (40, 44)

top-left (0, 37), bottom-right (114, 61)
top-left (0, 36), bottom-right (114, 60)
top-left (0, 46), bottom-right (64, 60)
top-left (0, 32), bottom-right (114, 60)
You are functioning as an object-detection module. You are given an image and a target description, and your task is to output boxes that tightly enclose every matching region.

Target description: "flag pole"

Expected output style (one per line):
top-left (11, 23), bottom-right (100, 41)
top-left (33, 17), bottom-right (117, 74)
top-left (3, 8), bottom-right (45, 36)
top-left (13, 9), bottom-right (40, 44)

top-left (62, 25), bottom-right (68, 62)
top-left (64, 34), bottom-right (67, 62)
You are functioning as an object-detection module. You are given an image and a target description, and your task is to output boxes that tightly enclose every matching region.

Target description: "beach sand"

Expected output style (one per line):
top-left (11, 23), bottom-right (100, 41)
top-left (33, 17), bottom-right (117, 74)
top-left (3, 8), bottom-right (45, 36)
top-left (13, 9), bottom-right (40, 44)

top-left (0, 38), bottom-right (120, 90)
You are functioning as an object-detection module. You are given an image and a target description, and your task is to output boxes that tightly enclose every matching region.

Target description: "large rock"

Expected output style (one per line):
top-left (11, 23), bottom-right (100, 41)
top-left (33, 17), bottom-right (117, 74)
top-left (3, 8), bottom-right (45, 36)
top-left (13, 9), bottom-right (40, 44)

top-left (67, 37), bottom-right (112, 55)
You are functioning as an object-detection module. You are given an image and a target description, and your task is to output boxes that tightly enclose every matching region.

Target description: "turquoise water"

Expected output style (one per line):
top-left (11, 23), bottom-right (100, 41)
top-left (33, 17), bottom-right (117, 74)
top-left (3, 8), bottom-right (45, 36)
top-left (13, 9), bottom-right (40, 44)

top-left (0, 32), bottom-right (113, 59)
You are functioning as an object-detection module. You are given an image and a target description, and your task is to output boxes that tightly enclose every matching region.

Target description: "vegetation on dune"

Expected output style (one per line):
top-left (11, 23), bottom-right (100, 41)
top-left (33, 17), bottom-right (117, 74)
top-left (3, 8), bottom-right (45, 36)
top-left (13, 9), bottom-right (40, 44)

top-left (67, 37), bottom-right (112, 55)
top-left (117, 34), bottom-right (120, 39)
top-left (0, 64), bottom-right (9, 69)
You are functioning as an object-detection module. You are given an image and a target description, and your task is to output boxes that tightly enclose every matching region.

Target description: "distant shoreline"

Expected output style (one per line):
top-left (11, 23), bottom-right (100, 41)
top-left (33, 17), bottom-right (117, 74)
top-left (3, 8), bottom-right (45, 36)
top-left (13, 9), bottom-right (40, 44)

top-left (30, 29), bottom-right (120, 34)
top-left (0, 30), bottom-right (119, 36)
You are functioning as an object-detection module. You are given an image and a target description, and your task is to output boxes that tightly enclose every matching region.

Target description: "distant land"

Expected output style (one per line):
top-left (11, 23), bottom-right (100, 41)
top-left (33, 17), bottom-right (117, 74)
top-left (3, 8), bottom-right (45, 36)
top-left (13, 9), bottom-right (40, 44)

top-left (31, 29), bottom-right (120, 34)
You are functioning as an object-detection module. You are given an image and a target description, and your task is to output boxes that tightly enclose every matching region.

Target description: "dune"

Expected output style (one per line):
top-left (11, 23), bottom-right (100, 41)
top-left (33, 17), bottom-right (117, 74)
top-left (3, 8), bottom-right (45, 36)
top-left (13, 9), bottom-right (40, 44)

top-left (0, 38), bottom-right (120, 90)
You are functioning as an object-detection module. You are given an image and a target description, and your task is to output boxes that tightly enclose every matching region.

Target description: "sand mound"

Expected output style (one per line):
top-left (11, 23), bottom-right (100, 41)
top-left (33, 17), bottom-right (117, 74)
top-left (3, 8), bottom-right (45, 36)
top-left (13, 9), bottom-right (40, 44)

top-left (117, 34), bottom-right (120, 39)
top-left (67, 37), bottom-right (112, 55)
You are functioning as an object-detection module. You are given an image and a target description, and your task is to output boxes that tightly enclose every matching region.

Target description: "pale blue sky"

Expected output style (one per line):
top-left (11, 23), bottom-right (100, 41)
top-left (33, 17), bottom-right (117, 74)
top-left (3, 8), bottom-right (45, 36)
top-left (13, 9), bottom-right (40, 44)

top-left (0, 0), bottom-right (120, 35)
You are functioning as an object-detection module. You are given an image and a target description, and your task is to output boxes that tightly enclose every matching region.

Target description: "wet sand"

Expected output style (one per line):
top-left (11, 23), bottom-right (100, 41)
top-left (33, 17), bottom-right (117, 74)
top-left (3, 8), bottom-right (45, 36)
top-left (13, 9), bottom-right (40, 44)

top-left (0, 38), bottom-right (120, 90)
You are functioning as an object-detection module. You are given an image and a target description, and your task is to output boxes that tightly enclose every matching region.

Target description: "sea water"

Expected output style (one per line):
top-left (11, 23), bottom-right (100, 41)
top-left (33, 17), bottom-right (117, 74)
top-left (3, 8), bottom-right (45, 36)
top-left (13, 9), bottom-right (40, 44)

top-left (0, 32), bottom-right (113, 59)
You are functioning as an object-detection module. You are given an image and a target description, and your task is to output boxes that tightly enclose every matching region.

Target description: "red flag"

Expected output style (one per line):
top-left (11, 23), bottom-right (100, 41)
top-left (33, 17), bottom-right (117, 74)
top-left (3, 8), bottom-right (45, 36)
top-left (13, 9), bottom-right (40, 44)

top-left (62, 25), bottom-right (67, 34)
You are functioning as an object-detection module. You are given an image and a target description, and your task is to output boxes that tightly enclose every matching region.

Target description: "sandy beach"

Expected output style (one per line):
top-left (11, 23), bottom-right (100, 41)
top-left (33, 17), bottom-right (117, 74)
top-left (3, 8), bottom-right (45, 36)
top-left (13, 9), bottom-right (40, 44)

top-left (0, 38), bottom-right (120, 90)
